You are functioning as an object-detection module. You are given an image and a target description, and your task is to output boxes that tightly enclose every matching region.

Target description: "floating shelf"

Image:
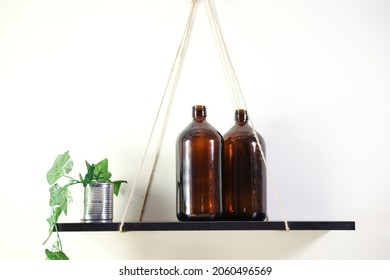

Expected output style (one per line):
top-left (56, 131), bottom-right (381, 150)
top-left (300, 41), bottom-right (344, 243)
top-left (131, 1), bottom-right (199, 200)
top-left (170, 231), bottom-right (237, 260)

top-left (57, 221), bottom-right (355, 232)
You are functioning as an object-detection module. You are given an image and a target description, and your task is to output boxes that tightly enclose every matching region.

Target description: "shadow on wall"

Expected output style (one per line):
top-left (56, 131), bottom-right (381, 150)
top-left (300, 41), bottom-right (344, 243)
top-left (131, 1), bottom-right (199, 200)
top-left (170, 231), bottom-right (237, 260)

top-left (265, 119), bottom-right (336, 220)
top-left (126, 231), bottom-right (327, 259)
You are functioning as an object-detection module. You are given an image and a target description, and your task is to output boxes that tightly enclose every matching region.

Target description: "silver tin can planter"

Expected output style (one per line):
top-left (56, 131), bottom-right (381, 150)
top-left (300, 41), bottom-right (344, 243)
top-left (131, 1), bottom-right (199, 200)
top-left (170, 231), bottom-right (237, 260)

top-left (82, 183), bottom-right (113, 223)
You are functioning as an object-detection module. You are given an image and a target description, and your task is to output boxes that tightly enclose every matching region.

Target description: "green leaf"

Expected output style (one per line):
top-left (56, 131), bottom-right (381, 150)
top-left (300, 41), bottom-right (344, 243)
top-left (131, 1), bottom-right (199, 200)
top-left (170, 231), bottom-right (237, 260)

top-left (82, 161), bottom-right (95, 187)
top-left (45, 249), bottom-right (69, 260)
top-left (47, 151), bottom-right (73, 185)
top-left (93, 158), bottom-right (111, 182)
top-left (44, 180), bottom-right (76, 246)
top-left (113, 180), bottom-right (127, 196)
top-left (79, 173), bottom-right (84, 185)
top-left (47, 207), bottom-right (62, 230)
top-left (49, 183), bottom-right (73, 215)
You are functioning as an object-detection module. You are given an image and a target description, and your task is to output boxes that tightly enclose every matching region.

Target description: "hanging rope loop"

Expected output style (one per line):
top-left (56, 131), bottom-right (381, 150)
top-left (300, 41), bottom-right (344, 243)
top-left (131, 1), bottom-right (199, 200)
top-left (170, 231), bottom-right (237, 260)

top-left (119, 0), bottom-right (198, 232)
top-left (120, 0), bottom-right (290, 232)
top-left (206, 0), bottom-right (290, 230)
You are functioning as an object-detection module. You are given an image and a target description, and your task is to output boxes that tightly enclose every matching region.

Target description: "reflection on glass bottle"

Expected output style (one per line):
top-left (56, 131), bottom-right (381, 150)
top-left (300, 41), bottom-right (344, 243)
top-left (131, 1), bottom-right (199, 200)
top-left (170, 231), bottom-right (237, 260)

top-left (223, 109), bottom-right (267, 221)
top-left (176, 105), bottom-right (223, 221)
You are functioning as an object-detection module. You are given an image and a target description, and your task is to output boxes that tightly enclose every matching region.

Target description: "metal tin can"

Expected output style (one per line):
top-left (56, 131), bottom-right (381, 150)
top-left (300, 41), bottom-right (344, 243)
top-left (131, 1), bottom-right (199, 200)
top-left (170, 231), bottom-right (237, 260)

top-left (82, 183), bottom-right (113, 222)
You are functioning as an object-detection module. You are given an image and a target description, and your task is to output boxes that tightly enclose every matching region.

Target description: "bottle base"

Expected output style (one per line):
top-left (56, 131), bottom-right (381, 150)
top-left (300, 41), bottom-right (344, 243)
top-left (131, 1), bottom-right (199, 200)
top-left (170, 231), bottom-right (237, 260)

top-left (177, 213), bottom-right (222, 221)
top-left (222, 212), bottom-right (267, 221)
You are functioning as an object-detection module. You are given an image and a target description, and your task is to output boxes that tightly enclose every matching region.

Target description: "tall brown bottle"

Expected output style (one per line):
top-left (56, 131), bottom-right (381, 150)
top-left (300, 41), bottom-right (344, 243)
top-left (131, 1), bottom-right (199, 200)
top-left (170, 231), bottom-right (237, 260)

top-left (176, 105), bottom-right (223, 221)
top-left (223, 109), bottom-right (267, 220)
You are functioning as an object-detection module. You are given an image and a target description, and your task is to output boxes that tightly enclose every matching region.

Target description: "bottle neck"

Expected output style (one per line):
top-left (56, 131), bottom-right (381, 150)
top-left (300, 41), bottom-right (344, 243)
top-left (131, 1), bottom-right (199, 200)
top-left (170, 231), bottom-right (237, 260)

top-left (192, 105), bottom-right (207, 122)
top-left (235, 109), bottom-right (248, 125)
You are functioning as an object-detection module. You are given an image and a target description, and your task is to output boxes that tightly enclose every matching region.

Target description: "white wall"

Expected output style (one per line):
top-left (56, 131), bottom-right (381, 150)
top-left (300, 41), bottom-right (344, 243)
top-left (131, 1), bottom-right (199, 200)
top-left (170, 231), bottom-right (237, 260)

top-left (1, 0), bottom-right (389, 259)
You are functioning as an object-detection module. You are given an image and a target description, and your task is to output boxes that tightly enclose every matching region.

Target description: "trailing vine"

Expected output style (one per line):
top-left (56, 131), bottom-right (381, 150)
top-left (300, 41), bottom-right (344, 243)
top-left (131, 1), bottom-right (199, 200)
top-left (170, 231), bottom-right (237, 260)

top-left (43, 151), bottom-right (126, 260)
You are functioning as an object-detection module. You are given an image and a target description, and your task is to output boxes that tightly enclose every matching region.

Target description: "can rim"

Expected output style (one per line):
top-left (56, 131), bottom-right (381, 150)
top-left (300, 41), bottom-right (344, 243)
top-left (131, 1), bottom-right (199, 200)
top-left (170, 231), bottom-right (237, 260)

top-left (87, 182), bottom-right (114, 187)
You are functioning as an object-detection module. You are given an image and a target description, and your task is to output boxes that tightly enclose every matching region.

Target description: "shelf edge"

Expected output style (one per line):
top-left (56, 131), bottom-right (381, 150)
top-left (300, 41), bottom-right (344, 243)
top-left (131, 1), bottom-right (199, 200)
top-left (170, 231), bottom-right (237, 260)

top-left (56, 221), bottom-right (355, 232)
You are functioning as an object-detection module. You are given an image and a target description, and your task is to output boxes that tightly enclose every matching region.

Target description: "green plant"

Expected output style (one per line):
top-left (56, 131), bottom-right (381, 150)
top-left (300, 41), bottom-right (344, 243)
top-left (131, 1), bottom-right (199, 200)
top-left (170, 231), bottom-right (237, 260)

top-left (43, 151), bottom-right (127, 260)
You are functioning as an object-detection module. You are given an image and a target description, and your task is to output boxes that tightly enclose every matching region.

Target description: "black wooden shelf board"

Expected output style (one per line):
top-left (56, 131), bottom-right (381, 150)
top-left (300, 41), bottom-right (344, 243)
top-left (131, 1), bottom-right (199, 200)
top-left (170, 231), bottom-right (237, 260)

top-left (56, 221), bottom-right (355, 232)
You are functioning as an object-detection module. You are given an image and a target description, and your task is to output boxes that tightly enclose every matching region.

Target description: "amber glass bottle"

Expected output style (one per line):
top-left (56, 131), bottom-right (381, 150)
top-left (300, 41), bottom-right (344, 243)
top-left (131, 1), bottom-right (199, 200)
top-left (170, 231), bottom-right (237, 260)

top-left (223, 109), bottom-right (267, 220)
top-left (176, 105), bottom-right (223, 221)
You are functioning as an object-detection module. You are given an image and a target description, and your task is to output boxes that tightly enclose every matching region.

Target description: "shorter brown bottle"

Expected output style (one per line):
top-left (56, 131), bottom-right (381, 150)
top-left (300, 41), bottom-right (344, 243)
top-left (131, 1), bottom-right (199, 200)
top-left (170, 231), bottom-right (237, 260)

top-left (223, 109), bottom-right (267, 221)
top-left (176, 105), bottom-right (223, 221)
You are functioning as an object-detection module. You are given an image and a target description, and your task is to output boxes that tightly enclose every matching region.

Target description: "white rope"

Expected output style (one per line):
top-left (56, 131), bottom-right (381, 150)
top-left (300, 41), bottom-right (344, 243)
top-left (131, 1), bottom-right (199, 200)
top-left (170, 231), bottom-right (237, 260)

top-left (206, 0), bottom-right (290, 230)
top-left (119, 0), bottom-right (198, 231)
top-left (139, 0), bottom-right (198, 221)
top-left (120, 0), bottom-right (290, 231)
top-left (204, 5), bottom-right (240, 110)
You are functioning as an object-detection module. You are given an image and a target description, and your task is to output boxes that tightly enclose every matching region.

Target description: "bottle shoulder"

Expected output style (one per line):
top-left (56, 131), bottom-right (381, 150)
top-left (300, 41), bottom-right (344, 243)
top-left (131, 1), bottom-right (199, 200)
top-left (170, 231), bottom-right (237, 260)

top-left (224, 124), bottom-right (265, 144)
top-left (178, 120), bottom-right (223, 141)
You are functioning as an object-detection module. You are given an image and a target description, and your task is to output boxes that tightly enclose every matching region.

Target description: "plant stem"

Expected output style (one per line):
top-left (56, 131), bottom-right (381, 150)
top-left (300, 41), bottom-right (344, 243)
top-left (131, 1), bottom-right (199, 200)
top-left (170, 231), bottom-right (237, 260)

top-left (64, 176), bottom-right (80, 184)
top-left (43, 179), bottom-right (79, 245)
top-left (54, 223), bottom-right (63, 251)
